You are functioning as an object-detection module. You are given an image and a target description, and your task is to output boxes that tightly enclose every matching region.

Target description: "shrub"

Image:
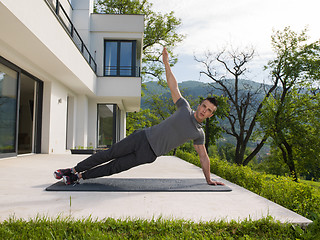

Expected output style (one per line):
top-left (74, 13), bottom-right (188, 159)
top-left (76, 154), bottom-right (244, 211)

top-left (175, 150), bottom-right (320, 221)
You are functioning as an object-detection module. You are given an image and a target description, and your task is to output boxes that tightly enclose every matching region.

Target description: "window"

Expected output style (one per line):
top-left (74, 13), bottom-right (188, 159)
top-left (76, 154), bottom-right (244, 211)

top-left (104, 40), bottom-right (137, 77)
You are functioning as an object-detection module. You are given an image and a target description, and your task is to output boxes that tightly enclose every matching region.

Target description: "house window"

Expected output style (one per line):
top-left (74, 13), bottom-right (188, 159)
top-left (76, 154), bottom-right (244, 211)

top-left (104, 40), bottom-right (136, 77)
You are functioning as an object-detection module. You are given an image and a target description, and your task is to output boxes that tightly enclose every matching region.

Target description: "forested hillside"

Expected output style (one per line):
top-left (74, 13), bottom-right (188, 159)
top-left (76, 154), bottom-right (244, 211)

top-left (142, 79), bottom-right (269, 109)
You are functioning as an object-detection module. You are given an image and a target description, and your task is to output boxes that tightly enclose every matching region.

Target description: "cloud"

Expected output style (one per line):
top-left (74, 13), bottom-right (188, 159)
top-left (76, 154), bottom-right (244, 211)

top-left (150, 0), bottom-right (320, 83)
top-left (152, 0), bottom-right (320, 55)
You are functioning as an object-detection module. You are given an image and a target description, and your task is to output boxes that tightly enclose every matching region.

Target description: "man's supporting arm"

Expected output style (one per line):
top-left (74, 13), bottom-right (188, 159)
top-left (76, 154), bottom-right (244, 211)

top-left (162, 47), bottom-right (182, 104)
top-left (194, 144), bottom-right (225, 185)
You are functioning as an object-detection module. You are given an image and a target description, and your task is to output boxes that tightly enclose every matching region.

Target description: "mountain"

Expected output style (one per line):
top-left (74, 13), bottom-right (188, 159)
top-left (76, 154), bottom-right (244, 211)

top-left (142, 80), bottom-right (211, 109)
top-left (142, 79), bottom-right (270, 108)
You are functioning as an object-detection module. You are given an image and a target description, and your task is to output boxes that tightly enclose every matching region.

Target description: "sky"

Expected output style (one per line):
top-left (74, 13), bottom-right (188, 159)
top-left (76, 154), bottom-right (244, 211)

top-left (150, 0), bottom-right (320, 83)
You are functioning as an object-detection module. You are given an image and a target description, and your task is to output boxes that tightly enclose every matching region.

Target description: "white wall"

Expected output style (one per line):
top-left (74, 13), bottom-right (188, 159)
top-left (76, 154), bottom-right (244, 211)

top-left (90, 13), bottom-right (144, 78)
top-left (41, 82), bottom-right (52, 154)
top-left (87, 99), bottom-right (97, 148)
top-left (96, 77), bottom-right (141, 112)
top-left (120, 110), bottom-right (126, 140)
top-left (0, 0), bottom-right (97, 96)
top-left (89, 13), bottom-right (143, 112)
top-left (42, 80), bottom-right (97, 152)
top-left (71, 0), bottom-right (93, 46)
top-left (90, 14), bottom-right (144, 33)
top-left (42, 80), bottom-right (71, 154)
top-left (66, 95), bottom-right (76, 150)
top-left (75, 95), bottom-right (88, 148)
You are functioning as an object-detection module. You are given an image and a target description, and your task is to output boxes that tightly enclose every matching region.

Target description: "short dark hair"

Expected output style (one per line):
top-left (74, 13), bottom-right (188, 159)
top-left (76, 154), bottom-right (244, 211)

top-left (203, 97), bottom-right (218, 107)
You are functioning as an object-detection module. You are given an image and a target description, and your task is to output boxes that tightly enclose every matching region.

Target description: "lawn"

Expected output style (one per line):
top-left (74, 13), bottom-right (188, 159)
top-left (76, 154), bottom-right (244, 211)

top-left (0, 216), bottom-right (310, 240)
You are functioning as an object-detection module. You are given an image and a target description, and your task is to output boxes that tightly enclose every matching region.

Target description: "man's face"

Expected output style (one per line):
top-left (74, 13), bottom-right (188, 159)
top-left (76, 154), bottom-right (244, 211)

top-left (194, 100), bottom-right (217, 123)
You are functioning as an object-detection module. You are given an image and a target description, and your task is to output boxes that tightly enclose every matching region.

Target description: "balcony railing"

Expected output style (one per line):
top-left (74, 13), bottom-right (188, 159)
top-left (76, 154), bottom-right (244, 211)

top-left (45, 0), bottom-right (97, 73)
top-left (104, 66), bottom-right (141, 77)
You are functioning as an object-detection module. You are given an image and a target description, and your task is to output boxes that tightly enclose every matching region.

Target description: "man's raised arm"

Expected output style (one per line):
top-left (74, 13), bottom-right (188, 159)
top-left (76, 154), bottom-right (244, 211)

top-left (162, 47), bottom-right (182, 104)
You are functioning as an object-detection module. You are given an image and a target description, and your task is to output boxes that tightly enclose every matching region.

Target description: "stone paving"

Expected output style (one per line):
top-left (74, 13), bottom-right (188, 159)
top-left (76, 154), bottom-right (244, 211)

top-left (0, 154), bottom-right (312, 227)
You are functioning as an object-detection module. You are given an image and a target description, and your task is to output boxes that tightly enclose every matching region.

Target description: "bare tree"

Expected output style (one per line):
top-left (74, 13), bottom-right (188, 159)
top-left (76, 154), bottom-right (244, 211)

top-left (195, 47), bottom-right (277, 165)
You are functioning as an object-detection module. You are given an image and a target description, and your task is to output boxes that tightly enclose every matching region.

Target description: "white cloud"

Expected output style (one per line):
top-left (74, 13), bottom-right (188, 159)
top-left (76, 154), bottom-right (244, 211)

top-left (152, 0), bottom-right (320, 51)
top-left (150, 0), bottom-right (320, 82)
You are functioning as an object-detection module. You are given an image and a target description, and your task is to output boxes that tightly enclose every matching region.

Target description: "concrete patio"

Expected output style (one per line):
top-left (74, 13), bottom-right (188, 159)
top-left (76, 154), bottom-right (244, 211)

top-left (0, 154), bottom-right (312, 227)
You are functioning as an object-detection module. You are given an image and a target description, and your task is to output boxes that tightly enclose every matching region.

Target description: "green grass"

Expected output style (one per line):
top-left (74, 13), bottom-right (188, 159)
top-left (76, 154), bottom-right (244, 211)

top-left (0, 216), bottom-right (309, 240)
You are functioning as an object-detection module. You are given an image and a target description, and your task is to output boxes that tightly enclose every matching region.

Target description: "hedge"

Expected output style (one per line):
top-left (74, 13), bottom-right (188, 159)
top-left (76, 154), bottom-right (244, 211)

top-left (175, 150), bottom-right (320, 221)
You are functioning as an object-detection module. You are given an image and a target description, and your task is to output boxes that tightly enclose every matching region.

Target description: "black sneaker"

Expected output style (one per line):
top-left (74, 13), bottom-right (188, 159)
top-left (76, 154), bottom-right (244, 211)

top-left (54, 168), bottom-right (72, 180)
top-left (63, 173), bottom-right (79, 185)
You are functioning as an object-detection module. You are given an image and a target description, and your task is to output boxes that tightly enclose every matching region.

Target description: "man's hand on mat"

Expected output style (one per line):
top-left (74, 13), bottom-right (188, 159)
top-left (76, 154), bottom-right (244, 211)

top-left (207, 179), bottom-right (225, 186)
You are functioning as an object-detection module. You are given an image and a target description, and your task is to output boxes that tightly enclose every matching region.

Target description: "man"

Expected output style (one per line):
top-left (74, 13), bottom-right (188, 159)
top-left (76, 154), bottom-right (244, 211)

top-left (54, 47), bottom-right (224, 186)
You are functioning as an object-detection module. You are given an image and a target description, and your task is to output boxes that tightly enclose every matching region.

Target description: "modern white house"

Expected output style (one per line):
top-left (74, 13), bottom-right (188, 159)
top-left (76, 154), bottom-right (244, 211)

top-left (0, 0), bottom-right (144, 158)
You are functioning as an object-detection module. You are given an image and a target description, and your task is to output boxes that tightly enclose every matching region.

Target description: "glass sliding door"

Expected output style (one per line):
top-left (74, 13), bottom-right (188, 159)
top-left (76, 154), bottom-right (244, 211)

top-left (18, 73), bottom-right (37, 154)
top-left (0, 58), bottom-right (43, 158)
top-left (97, 104), bottom-right (120, 148)
top-left (0, 63), bottom-right (18, 156)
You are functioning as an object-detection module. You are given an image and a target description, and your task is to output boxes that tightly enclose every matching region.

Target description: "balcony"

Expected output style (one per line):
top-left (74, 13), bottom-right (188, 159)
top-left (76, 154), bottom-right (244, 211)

top-left (45, 0), bottom-right (97, 73)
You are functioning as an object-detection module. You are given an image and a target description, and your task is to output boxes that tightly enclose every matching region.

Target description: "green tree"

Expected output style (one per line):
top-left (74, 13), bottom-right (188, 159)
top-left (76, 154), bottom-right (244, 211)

top-left (259, 89), bottom-right (320, 180)
top-left (259, 27), bottom-right (320, 180)
top-left (95, 0), bottom-right (184, 84)
top-left (254, 148), bottom-right (290, 176)
top-left (145, 89), bottom-right (179, 122)
top-left (126, 109), bottom-right (158, 135)
top-left (218, 142), bottom-right (236, 162)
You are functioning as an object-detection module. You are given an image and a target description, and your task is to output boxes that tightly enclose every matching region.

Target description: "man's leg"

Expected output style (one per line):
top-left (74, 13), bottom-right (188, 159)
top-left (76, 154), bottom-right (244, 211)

top-left (80, 130), bottom-right (157, 179)
top-left (74, 130), bottom-right (144, 173)
top-left (55, 130), bottom-right (156, 184)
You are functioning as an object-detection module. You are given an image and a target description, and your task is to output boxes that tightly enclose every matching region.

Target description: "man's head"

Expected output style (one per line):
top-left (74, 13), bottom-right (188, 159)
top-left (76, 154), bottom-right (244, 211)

top-left (194, 97), bottom-right (218, 123)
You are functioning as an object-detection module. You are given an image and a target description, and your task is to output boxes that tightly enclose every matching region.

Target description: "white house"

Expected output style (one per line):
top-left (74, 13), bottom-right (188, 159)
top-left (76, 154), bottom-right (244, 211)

top-left (0, 0), bottom-right (144, 158)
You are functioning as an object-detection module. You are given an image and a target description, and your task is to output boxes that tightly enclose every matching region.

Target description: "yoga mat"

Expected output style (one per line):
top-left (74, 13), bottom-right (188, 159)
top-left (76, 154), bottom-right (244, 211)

top-left (46, 178), bottom-right (232, 192)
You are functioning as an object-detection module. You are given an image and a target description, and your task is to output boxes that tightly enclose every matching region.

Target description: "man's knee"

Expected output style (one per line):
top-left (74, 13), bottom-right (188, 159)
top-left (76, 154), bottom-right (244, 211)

top-left (142, 155), bottom-right (157, 164)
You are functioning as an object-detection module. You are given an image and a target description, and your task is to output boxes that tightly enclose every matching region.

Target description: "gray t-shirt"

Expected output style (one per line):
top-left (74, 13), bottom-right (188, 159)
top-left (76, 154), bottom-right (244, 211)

top-left (145, 97), bottom-right (205, 156)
